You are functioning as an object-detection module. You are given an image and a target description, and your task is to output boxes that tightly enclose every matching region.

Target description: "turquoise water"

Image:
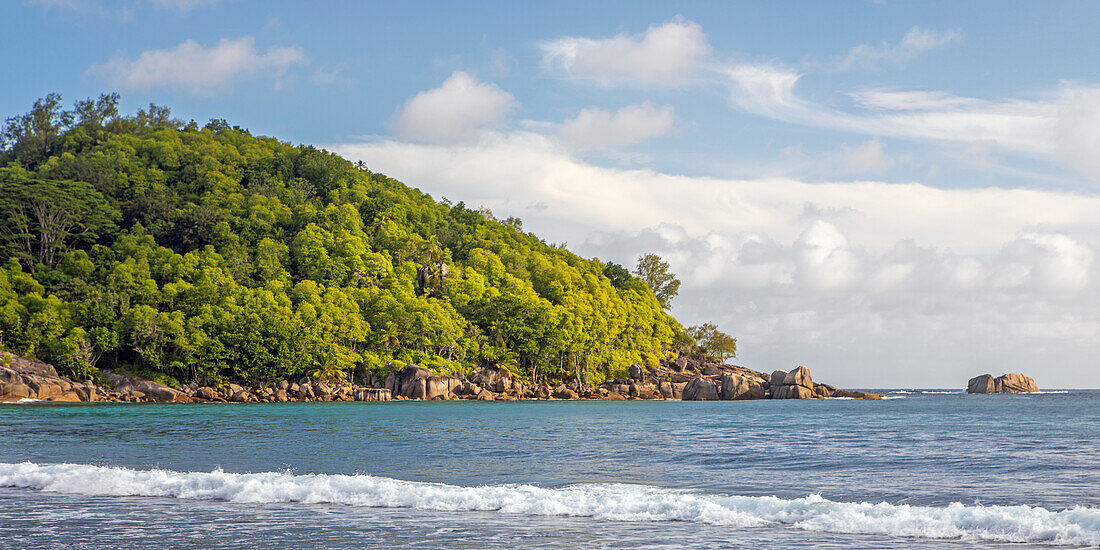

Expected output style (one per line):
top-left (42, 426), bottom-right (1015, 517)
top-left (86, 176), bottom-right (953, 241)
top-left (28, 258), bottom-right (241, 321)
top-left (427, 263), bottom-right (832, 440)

top-left (1, 390), bottom-right (1098, 548)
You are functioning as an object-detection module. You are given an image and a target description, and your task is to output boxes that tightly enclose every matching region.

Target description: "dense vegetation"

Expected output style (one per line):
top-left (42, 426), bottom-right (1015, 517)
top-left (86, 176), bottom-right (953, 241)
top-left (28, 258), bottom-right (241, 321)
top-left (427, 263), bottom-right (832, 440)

top-left (0, 94), bottom-right (701, 387)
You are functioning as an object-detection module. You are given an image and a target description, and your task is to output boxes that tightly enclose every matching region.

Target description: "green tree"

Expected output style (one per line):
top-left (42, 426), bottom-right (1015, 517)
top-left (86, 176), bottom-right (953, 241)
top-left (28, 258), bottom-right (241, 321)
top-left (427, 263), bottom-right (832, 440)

top-left (635, 253), bottom-right (681, 309)
top-left (1, 93), bottom-right (73, 169)
top-left (0, 173), bottom-right (118, 273)
top-left (0, 94), bottom-right (690, 386)
top-left (686, 322), bottom-right (737, 363)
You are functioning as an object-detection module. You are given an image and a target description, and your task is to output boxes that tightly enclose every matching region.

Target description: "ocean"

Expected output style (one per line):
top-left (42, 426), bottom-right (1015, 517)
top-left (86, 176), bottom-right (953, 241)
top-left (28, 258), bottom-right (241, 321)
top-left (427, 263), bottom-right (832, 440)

top-left (1, 390), bottom-right (1097, 548)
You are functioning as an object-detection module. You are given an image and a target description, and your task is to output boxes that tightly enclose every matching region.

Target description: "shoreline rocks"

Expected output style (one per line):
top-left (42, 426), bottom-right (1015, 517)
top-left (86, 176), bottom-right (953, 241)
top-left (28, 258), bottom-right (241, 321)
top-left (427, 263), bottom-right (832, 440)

top-left (1, 351), bottom-right (884, 405)
top-left (966, 373), bottom-right (1039, 394)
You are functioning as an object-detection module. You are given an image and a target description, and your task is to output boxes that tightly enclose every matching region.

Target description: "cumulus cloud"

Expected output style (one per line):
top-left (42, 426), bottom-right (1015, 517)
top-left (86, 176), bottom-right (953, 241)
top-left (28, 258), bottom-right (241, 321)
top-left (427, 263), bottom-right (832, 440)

top-left (839, 26), bottom-right (961, 70)
top-left (391, 71), bottom-right (517, 145)
top-left (1052, 87), bottom-right (1100, 180)
top-left (540, 18), bottom-right (709, 86)
top-left (558, 102), bottom-right (675, 151)
top-left (583, 221), bottom-right (1100, 386)
top-left (332, 134), bottom-right (1100, 387)
top-left (88, 36), bottom-right (304, 94)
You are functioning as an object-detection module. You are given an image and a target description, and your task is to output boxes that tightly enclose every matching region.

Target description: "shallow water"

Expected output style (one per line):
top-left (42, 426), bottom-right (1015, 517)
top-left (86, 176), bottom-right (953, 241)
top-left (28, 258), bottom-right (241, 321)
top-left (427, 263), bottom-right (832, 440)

top-left (1, 390), bottom-right (1098, 548)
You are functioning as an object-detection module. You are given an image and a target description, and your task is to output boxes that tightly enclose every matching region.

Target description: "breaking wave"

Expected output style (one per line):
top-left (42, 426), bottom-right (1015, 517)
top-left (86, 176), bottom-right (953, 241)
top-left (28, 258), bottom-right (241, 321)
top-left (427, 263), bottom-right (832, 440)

top-left (1, 462), bottom-right (1097, 545)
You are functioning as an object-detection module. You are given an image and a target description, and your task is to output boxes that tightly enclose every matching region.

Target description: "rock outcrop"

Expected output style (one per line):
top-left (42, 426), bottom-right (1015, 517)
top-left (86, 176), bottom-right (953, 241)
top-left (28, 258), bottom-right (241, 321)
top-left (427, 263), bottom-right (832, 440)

top-left (1, 351), bottom-right (884, 405)
top-left (967, 373), bottom-right (1038, 394)
top-left (676, 361), bottom-right (881, 401)
top-left (768, 366), bottom-right (816, 399)
top-left (103, 371), bottom-right (192, 403)
top-left (681, 377), bottom-right (719, 400)
top-left (1, 352), bottom-right (98, 403)
top-left (719, 372), bottom-right (766, 400)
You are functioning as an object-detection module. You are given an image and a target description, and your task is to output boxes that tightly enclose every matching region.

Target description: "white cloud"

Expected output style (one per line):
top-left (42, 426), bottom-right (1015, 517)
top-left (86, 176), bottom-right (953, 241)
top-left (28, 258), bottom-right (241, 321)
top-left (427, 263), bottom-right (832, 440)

top-left (849, 89), bottom-right (986, 111)
top-left (332, 134), bottom-right (1100, 387)
top-left (776, 140), bottom-right (895, 177)
top-left (721, 63), bottom-right (1099, 177)
top-left (1002, 232), bottom-right (1093, 292)
top-left (835, 139), bottom-right (893, 174)
top-left (726, 64), bottom-right (1100, 179)
top-left (795, 221), bottom-right (860, 289)
top-left (1052, 87), bottom-right (1100, 180)
top-left (88, 36), bottom-right (304, 94)
top-left (391, 71), bottom-right (517, 145)
top-left (558, 102), bottom-right (675, 151)
top-left (839, 26), bottom-right (961, 70)
top-left (541, 18), bottom-right (709, 86)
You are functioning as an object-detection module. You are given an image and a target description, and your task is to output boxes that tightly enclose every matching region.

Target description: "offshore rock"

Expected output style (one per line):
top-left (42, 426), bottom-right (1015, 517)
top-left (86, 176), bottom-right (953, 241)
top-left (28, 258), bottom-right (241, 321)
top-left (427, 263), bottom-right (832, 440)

top-left (967, 373), bottom-right (1039, 393)
top-left (831, 389), bottom-right (884, 399)
top-left (967, 374), bottom-right (995, 394)
top-left (995, 373), bottom-right (1039, 393)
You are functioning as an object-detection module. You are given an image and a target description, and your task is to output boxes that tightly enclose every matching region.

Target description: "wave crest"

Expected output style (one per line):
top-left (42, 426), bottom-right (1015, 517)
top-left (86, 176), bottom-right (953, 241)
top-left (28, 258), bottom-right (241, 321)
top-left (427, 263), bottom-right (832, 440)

top-left (1, 462), bottom-right (1097, 545)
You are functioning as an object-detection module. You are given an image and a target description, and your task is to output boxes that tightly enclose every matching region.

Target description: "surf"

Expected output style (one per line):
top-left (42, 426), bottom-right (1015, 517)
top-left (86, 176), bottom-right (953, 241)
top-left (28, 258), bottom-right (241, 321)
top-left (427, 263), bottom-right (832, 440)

top-left (1, 462), bottom-right (1096, 545)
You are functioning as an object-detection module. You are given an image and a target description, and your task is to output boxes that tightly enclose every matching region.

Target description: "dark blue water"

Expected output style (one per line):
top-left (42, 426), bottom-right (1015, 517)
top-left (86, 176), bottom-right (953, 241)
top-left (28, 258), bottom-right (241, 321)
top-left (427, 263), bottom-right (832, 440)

top-left (1, 390), bottom-right (1098, 548)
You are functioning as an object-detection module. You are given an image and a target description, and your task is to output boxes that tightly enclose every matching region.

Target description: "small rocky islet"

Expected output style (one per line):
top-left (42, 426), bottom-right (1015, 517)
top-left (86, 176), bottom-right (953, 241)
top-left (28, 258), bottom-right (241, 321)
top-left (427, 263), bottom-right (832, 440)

top-left (966, 373), bottom-right (1039, 393)
top-left (1, 351), bottom-right (885, 404)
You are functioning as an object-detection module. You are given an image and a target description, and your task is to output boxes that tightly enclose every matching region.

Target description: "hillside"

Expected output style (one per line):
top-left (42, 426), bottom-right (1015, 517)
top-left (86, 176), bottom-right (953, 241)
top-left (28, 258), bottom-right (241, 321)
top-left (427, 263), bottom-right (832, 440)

top-left (0, 94), bottom-right (688, 387)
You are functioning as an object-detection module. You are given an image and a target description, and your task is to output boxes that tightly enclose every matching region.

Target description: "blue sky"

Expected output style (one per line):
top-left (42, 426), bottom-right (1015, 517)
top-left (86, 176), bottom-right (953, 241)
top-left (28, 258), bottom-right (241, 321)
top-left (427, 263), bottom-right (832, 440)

top-left (5, 0), bottom-right (1100, 386)
top-left (8, 1), bottom-right (1100, 187)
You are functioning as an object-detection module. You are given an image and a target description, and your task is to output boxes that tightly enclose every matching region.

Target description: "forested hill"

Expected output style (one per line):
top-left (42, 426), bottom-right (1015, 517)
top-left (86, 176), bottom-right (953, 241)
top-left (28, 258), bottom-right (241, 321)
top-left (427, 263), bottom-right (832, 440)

top-left (0, 94), bottom-right (690, 387)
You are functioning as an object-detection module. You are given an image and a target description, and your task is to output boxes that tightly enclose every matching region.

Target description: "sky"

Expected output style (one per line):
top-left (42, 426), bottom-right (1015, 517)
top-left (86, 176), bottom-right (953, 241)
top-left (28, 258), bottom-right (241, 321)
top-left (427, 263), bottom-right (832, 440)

top-left (4, 0), bottom-right (1100, 387)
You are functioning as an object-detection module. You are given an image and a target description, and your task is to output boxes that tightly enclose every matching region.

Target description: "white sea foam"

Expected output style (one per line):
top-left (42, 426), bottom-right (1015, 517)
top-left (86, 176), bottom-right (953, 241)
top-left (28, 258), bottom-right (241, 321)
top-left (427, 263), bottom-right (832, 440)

top-left (920, 391), bottom-right (963, 394)
top-left (1, 462), bottom-right (1097, 545)
top-left (0, 398), bottom-right (44, 404)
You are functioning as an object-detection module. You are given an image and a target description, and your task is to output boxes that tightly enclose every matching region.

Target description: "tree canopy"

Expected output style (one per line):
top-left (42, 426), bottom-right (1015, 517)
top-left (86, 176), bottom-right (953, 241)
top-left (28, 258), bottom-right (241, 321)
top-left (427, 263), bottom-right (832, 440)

top-left (635, 253), bottom-right (681, 310)
top-left (0, 94), bottom-right (695, 386)
top-left (686, 322), bottom-right (737, 363)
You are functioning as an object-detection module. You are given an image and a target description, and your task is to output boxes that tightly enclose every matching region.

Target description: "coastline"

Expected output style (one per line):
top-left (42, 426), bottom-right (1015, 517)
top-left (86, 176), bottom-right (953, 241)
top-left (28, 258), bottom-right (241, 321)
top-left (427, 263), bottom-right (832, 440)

top-left (1, 351), bottom-right (884, 404)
